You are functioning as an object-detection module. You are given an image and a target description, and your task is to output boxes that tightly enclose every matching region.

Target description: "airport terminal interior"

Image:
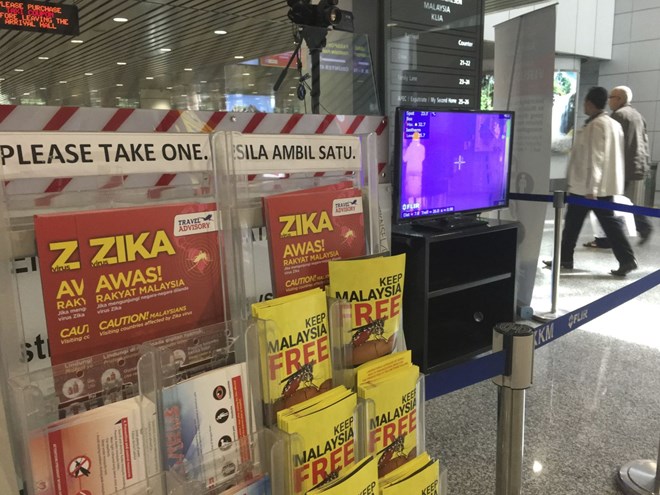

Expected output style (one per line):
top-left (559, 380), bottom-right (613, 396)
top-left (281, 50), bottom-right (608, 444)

top-left (1, 1), bottom-right (660, 494)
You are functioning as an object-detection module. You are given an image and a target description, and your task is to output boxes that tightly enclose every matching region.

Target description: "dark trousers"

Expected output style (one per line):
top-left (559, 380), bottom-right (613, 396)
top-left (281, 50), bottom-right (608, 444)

top-left (561, 195), bottom-right (636, 266)
top-left (634, 213), bottom-right (653, 237)
top-left (625, 179), bottom-right (653, 238)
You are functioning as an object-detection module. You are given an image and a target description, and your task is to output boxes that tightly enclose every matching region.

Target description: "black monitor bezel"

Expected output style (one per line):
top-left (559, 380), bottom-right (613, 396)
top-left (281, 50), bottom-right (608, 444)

top-left (392, 106), bottom-right (515, 227)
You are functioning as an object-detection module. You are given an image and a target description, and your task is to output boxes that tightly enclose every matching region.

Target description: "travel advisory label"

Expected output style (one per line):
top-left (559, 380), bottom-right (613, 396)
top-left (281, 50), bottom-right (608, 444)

top-left (35, 202), bottom-right (224, 366)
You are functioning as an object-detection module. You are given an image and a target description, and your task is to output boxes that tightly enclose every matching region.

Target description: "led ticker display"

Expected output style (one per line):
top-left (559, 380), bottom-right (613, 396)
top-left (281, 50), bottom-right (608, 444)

top-left (0, 1), bottom-right (79, 36)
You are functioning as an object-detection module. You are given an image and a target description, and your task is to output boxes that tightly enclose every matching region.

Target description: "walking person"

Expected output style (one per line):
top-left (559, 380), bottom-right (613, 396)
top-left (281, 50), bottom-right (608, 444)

top-left (610, 86), bottom-right (653, 243)
top-left (583, 85), bottom-right (653, 248)
top-left (544, 86), bottom-right (638, 276)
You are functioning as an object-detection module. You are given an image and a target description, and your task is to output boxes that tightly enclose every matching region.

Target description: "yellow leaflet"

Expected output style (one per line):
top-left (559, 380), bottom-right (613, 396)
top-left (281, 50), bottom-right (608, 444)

top-left (277, 386), bottom-right (351, 433)
top-left (381, 458), bottom-right (439, 495)
top-left (356, 350), bottom-right (411, 388)
top-left (284, 392), bottom-right (357, 495)
top-left (307, 455), bottom-right (379, 495)
top-left (251, 288), bottom-right (332, 417)
top-left (379, 452), bottom-right (431, 487)
top-left (358, 364), bottom-right (419, 478)
top-left (328, 254), bottom-right (406, 367)
top-left (251, 288), bottom-right (317, 316)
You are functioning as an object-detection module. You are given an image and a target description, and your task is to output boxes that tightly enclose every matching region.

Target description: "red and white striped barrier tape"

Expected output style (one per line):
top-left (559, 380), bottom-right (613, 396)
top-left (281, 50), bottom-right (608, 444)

top-left (0, 106), bottom-right (388, 203)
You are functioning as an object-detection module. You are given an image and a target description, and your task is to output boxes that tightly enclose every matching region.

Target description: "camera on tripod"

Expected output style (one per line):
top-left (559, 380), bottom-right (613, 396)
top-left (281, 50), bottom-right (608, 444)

top-left (286, 0), bottom-right (354, 32)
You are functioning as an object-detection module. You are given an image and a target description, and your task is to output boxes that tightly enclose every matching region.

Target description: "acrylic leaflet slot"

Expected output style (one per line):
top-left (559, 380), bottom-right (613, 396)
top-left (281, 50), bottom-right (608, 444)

top-left (10, 321), bottom-right (236, 495)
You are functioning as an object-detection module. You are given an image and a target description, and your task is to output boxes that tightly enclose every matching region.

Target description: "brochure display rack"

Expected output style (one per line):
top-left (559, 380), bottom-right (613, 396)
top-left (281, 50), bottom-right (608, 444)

top-left (1, 127), bottom-right (436, 495)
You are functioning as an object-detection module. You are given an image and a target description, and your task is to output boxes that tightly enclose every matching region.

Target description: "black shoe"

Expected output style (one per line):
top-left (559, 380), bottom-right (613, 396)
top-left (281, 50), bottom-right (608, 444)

top-left (542, 260), bottom-right (574, 270)
top-left (638, 231), bottom-right (651, 246)
top-left (610, 260), bottom-right (638, 277)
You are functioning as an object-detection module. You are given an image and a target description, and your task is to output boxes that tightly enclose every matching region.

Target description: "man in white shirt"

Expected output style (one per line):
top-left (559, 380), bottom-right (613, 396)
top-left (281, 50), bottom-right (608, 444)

top-left (545, 86), bottom-right (637, 276)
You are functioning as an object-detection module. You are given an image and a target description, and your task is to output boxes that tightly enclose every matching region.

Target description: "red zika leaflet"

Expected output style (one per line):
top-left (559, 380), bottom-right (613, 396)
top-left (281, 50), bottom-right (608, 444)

top-left (34, 202), bottom-right (225, 366)
top-left (263, 181), bottom-right (366, 297)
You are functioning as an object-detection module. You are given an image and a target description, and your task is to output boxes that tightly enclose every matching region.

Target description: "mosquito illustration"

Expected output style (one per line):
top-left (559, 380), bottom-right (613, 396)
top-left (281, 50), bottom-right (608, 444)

top-left (350, 317), bottom-right (387, 346)
top-left (341, 226), bottom-right (357, 246)
top-left (280, 361), bottom-right (316, 398)
top-left (377, 435), bottom-right (406, 469)
top-left (72, 459), bottom-right (91, 477)
top-left (187, 250), bottom-right (210, 271)
top-left (312, 470), bottom-right (339, 490)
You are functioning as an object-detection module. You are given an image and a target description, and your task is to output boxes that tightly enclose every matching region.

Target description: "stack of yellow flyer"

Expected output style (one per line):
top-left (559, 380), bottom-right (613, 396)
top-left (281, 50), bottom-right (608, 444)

top-left (251, 288), bottom-right (333, 424)
top-left (277, 385), bottom-right (357, 495)
top-left (356, 351), bottom-right (420, 478)
top-left (327, 254), bottom-right (406, 367)
top-left (306, 455), bottom-right (379, 495)
top-left (356, 350), bottom-right (412, 386)
top-left (379, 452), bottom-right (440, 495)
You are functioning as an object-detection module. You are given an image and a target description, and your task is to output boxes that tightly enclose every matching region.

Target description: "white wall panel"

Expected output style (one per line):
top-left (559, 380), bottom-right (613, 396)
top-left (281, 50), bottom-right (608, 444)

top-left (612, 12), bottom-right (632, 44)
top-left (594, 0), bottom-right (616, 58)
top-left (486, 0), bottom-right (615, 58)
top-left (600, 43), bottom-right (631, 75)
top-left (508, 5), bottom-right (537, 18)
top-left (633, 0), bottom-right (660, 10)
top-left (630, 8), bottom-right (660, 42)
top-left (634, 100), bottom-right (657, 130)
top-left (599, 74), bottom-right (627, 92)
top-left (485, 11), bottom-right (511, 41)
top-left (555, 1), bottom-right (579, 54)
top-left (628, 40), bottom-right (660, 72)
top-left (615, 0), bottom-right (634, 13)
top-left (628, 71), bottom-right (660, 102)
top-left (576, 0), bottom-right (599, 55)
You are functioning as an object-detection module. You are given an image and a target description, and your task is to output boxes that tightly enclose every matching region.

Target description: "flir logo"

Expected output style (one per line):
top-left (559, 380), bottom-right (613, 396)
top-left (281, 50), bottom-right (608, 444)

top-left (333, 197), bottom-right (363, 216)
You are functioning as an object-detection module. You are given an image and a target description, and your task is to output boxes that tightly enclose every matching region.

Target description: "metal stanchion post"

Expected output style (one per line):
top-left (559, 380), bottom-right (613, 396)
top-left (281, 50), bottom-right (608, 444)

top-left (617, 435), bottom-right (660, 495)
top-left (492, 323), bottom-right (535, 495)
top-left (534, 190), bottom-right (567, 322)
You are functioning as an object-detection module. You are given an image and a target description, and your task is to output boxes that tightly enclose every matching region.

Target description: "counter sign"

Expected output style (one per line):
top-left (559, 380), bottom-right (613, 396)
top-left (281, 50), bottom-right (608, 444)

top-left (0, 1), bottom-right (79, 35)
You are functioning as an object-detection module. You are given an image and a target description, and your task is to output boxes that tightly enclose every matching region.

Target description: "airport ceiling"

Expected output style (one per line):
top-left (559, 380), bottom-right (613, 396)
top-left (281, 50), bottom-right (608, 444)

top-left (0, 0), bottom-right (543, 108)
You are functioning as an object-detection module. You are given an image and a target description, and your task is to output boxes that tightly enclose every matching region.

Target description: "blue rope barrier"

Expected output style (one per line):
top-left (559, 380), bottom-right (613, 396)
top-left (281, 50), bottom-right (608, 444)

top-left (425, 269), bottom-right (660, 401)
top-left (508, 190), bottom-right (660, 217)
top-left (565, 195), bottom-right (660, 218)
top-left (425, 351), bottom-right (506, 400)
top-left (534, 268), bottom-right (660, 348)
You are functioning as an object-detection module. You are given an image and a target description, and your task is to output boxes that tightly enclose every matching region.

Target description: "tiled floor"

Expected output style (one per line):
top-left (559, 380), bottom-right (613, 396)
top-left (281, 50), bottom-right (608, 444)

top-left (426, 207), bottom-right (660, 494)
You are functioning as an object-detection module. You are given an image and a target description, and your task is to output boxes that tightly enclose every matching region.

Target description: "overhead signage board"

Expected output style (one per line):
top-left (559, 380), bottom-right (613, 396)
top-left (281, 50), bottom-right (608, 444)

top-left (384, 0), bottom-right (483, 112)
top-left (390, 0), bottom-right (481, 29)
top-left (0, 1), bottom-right (79, 36)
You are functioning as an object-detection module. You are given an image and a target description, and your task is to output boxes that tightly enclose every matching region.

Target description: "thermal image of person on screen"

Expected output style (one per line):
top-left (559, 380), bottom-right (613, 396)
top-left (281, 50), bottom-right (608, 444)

top-left (403, 130), bottom-right (426, 210)
top-left (475, 115), bottom-right (506, 203)
top-left (476, 115), bottom-right (502, 154)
